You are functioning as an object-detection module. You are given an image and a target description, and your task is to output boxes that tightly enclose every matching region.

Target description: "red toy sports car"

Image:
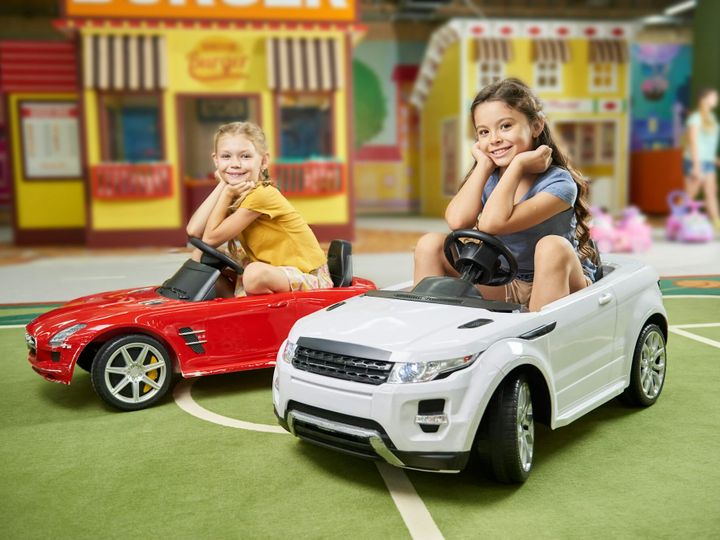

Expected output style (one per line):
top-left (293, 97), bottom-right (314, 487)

top-left (25, 239), bottom-right (375, 411)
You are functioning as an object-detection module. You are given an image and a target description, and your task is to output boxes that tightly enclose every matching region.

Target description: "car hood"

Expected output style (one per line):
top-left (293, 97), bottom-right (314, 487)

top-left (26, 287), bottom-right (179, 336)
top-left (288, 293), bottom-right (543, 361)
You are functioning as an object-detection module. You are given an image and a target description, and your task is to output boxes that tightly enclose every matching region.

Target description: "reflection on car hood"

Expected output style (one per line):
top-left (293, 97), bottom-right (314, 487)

top-left (26, 287), bottom-right (177, 336)
top-left (289, 293), bottom-right (541, 357)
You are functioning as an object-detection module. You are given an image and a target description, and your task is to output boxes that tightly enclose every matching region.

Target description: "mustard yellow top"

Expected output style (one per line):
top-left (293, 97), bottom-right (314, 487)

top-left (236, 184), bottom-right (326, 272)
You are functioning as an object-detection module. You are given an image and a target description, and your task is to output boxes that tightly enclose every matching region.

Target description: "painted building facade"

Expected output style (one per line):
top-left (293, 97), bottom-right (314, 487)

top-left (2, 0), bottom-right (363, 246)
top-left (410, 18), bottom-right (637, 217)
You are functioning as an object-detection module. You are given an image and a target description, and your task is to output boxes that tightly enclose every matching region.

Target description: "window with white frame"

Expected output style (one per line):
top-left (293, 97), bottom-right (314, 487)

top-left (478, 60), bottom-right (504, 88)
top-left (589, 63), bottom-right (617, 92)
top-left (534, 61), bottom-right (561, 91)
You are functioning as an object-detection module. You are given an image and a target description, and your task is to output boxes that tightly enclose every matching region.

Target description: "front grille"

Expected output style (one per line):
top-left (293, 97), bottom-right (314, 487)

top-left (293, 346), bottom-right (393, 385)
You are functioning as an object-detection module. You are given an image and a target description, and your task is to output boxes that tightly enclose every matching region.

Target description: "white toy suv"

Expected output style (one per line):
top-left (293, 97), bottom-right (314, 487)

top-left (272, 230), bottom-right (667, 483)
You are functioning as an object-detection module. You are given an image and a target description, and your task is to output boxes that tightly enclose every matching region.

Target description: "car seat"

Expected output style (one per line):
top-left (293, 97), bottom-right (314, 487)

top-left (327, 240), bottom-right (353, 287)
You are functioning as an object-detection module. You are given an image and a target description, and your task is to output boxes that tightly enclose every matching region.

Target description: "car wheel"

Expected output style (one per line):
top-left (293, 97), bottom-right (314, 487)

top-left (621, 323), bottom-right (666, 407)
top-left (485, 373), bottom-right (534, 483)
top-left (90, 334), bottom-right (172, 411)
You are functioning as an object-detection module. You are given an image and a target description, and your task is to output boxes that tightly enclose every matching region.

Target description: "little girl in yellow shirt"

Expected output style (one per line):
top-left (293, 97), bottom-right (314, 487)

top-left (186, 121), bottom-right (331, 297)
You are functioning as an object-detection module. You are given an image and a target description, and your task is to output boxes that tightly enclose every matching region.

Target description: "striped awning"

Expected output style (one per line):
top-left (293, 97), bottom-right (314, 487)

top-left (83, 34), bottom-right (167, 91)
top-left (589, 39), bottom-right (629, 63)
top-left (0, 41), bottom-right (78, 92)
top-left (475, 39), bottom-right (513, 62)
top-left (531, 39), bottom-right (571, 63)
top-left (267, 37), bottom-right (342, 92)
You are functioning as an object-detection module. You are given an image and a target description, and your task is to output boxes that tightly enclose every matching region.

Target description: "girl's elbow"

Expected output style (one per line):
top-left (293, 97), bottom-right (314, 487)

top-left (476, 218), bottom-right (501, 235)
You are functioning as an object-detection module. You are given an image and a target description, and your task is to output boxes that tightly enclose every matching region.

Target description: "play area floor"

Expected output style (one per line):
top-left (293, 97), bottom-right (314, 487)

top-left (1, 218), bottom-right (719, 539)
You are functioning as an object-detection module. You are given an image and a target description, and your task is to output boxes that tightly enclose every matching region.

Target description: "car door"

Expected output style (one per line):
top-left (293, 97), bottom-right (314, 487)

top-left (182, 292), bottom-right (298, 375)
top-left (545, 280), bottom-right (617, 417)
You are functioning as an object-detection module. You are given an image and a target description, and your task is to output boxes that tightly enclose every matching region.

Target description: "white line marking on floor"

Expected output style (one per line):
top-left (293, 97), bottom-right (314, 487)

top-left (173, 379), bottom-right (286, 434)
top-left (669, 327), bottom-right (720, 349)
top-left (376, 462), bottom-right (444, 540)
top-left (174, 379), bottom-right (443, 537)
top-left (672, 323), bottom-right (720, 329)
top-left (0, 324), bottom-right (27, 329)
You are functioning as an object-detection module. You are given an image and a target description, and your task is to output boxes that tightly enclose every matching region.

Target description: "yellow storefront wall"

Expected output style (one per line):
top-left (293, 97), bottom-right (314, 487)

top-left (9, 93), bottom-right (86, 229)
top-left (421, 41), bottom-right (461, 218)
top-left (84, 27), bottom-right (349, 231)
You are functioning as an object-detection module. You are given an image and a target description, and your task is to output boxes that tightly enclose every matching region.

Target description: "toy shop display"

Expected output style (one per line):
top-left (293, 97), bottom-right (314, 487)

top-left (590, 206), bottom-right (653, 253)
top-left (665, 190), bottom-right (714, 243)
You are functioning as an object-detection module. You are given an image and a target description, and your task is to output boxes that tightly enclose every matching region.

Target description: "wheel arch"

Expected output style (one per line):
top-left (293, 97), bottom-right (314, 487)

top-left (76, 326), bottom-right (179, 372)
top-left (504, 364), bottom-right (552, 427)
top-left (644, 312), bottom-right (668, 342)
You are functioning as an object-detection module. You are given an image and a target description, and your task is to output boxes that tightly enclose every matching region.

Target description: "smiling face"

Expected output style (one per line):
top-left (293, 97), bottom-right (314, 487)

top-left (213, 134), bottom-right (268, 186)
top-left (473, 100), bottom-right (543, 173)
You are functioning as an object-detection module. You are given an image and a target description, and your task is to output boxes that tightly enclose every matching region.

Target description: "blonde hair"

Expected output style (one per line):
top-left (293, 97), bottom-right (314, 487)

top-left (213, 122), bottom-right (273, 260)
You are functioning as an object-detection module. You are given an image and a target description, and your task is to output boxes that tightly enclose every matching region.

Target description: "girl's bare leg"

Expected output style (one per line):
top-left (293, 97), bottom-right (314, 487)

top-left (702, 172), bottom-right (720, 225)
top-left (242, 261), bottom-right (291, 295)
top-left (529, 235), bottom-right (588, 312)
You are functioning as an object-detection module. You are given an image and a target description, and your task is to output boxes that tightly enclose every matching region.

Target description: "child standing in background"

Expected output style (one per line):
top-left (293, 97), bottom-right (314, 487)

top-left (684, 87), bottom-right (720, 229)
top-left (187, 121), bottom-right (332, 297)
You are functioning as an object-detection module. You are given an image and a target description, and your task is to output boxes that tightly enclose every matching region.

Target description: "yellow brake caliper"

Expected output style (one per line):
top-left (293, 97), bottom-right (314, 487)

top-left (143, 356), bottom-right (159, 394)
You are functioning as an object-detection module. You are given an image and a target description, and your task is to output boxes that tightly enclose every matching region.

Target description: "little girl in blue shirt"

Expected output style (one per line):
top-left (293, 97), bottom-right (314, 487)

top-left (414, 78), bottom-right (598, 311)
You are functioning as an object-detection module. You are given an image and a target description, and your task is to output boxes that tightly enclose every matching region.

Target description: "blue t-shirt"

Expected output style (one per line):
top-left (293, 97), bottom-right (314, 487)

top-left (481, 166), bottom-right (596, 282)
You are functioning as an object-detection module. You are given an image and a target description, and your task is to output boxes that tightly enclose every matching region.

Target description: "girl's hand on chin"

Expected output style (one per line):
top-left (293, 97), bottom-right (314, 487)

top-left (226, 180), bottom-right (253, 202)
top-left (471, 141), bottom-right (496, 171)
top-left (513, 145), bottom-right (552, 174)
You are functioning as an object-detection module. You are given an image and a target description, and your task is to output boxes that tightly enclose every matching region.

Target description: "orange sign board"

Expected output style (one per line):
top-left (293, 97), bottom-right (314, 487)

top-left (64, 0), bottom-right (356, 22)
top-left (188, 38), bottom-right (249, 83)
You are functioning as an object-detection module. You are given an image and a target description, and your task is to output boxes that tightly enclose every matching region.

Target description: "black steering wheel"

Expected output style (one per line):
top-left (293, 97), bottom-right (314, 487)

top-left (189, 237), bottom-right (244, 275)
top-left (443, 229), bottom-right (518, 286)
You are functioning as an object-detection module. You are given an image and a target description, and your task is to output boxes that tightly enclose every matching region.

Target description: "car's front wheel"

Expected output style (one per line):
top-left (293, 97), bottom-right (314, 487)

top-left (90, 335), bottom-right (173, 411)
top-left (621, 323), bottom-right (666, 407)
top-left (484, 373), bottom-right (534, 483)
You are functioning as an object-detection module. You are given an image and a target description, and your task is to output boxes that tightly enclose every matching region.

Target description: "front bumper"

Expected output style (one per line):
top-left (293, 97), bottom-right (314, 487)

top-left (273, 357), bottom-right (502, 472)
top-left (26, 334), bottom-right (79, 385)
top-left (276, 404), bottom-right (470, 472)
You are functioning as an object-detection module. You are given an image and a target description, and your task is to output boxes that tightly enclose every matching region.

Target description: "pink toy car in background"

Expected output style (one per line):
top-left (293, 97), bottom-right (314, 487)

top-left (590, 206), bottom-right (652, 253)
top-left (665, 190), bottom-right (714, 243)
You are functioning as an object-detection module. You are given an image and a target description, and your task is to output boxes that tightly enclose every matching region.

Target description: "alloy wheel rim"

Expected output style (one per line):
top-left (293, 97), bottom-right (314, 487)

top-left (103, 343), bottom-right (167, 404)
top-left (639, 330), bottom-right (666, 399)
top-left (517, 382), bottom-right (534, 472)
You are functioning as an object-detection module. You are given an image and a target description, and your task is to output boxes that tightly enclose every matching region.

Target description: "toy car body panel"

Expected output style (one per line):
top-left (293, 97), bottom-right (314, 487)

top-left (272, 254), bottom-right (667, 478)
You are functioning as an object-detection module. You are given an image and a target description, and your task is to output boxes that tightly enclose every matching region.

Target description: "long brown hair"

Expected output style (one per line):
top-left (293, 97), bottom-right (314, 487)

top-left (466, 78), bottom-right (598, 264)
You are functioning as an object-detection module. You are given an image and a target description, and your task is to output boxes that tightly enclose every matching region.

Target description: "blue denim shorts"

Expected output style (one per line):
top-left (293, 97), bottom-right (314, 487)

top-left (683, 159), bottom-right (716, 175)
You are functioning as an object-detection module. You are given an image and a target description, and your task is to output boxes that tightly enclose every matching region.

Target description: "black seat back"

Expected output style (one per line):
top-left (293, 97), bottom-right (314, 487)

top-left (327, 239), bottom-right (353, 287)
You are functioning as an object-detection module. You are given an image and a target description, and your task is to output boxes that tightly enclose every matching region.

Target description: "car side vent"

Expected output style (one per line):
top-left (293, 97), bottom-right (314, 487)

top-left (326, 301), bottom-right (346, 311)
top-left (458, 318), bottom-right (493, 329)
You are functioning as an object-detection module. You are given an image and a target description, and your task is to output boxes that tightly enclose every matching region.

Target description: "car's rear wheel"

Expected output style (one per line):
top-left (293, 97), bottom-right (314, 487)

top-left (90, 334), bottom-right (172, 411)
top-left (483, 373), bottom-right (534, 483)
top-left (621, 323), bottom-right (666, 407)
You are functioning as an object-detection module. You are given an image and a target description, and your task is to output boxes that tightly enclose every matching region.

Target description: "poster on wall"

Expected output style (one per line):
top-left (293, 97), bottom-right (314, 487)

top-left (442, 118), bottom-right (459, 197)
top-left (20, 101), bottom-right (82, 180)
top-left (630, 43), bottom-right (692, 151)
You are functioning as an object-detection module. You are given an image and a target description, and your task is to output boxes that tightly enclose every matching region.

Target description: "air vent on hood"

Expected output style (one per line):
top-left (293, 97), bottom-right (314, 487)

top-left (458, 318), bottom-right (493, 329)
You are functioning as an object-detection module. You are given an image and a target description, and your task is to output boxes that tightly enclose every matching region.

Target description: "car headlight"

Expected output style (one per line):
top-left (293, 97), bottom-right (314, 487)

top-left (387, 353), bottom-right (480, 384)
top-left (49, 324), bottom-right (87, 348)
top-left (281, 340), bottom-right (297, 363)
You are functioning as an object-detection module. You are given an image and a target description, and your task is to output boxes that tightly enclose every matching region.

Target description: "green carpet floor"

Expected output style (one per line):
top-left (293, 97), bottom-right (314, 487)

top-left (1, 296), bottom-right (718, 539)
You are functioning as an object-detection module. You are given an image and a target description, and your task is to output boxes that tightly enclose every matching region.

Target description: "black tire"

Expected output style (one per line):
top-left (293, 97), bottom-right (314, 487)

top-left (621, 323), bottom-right (666, 407)
top-left (484, 373), bottom-right (534, 483)
top-left (90, 334), bottom-right (173, 411)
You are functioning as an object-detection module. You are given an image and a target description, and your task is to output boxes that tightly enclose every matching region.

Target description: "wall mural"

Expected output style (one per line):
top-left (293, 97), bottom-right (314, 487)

top-left (631, 43), bottom-right (692, 151)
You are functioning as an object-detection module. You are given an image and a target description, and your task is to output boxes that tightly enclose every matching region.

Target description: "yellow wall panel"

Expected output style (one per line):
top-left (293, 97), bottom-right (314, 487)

top-left (9, 93), bottom-right (86, 229)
